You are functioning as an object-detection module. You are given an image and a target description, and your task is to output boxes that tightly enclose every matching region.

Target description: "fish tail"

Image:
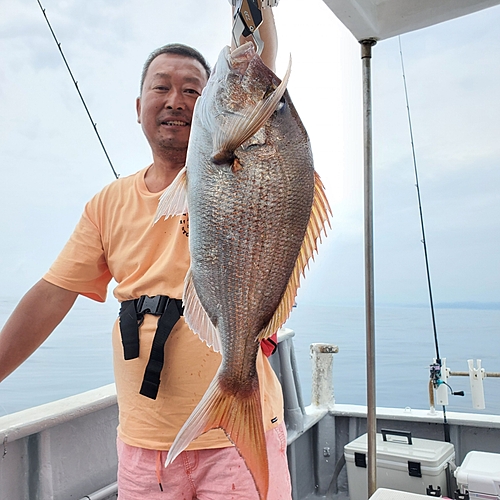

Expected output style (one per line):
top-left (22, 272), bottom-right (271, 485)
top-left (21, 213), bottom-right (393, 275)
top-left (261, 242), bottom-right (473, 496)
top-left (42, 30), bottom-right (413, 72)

top-left (165, 375), bottom-right (269, 499)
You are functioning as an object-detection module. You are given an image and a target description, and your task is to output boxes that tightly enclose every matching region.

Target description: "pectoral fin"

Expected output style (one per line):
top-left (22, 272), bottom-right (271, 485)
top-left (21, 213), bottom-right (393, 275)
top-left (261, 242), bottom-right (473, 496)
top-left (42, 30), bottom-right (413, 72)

top-left (155, 166), bottom-right (188, 222)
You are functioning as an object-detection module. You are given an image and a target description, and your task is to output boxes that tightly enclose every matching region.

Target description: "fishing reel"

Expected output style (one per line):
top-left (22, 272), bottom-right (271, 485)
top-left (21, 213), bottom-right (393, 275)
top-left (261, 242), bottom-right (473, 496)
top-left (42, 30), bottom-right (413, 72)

top-left (429, 361), bottom-right (442, 389)
top-left (429, 359), bottom-right (465, 408)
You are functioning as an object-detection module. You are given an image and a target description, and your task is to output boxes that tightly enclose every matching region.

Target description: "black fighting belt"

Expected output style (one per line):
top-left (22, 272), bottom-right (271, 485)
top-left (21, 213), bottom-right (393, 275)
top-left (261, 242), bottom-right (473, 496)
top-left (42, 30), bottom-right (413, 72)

top-left (119, 295), bottom-right (184, 400)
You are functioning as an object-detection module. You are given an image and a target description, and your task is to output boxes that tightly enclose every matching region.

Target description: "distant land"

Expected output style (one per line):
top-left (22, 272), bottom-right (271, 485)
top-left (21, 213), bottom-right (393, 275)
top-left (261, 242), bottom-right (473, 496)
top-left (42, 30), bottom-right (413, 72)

top-left (306, 301), bottom-right (500, 310)
top-left (399, 302), bottom-right (500, 311)
top-left (434, 302), bottom-right (500, 310)
top-left (294, 298), bottom-right (500, 311)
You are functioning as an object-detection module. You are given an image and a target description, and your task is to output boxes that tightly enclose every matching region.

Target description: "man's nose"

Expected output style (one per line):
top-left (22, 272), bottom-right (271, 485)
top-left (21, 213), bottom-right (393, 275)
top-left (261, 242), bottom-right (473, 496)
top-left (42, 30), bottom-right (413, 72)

top-left (165, 89), bottom-right (185, 110)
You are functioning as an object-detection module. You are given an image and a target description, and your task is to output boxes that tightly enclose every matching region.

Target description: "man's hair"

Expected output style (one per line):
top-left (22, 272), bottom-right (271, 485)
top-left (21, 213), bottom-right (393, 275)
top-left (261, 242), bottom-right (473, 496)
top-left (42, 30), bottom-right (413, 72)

top-left (140, 43), bottom-right (211, 94)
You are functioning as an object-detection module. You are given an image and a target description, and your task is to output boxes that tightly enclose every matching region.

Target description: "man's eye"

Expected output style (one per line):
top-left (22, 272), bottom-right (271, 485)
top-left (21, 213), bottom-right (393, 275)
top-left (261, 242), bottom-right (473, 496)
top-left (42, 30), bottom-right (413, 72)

top-left (155, 86), bottom-right (169, 91)
top-left (185, 89), bottom-right (200, 95)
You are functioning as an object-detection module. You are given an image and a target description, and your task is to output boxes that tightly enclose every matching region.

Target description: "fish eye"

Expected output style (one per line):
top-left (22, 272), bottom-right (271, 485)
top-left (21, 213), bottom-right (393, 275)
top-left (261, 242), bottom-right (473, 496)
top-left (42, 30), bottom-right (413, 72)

top-left (275, 95), bottom-right (286, 112)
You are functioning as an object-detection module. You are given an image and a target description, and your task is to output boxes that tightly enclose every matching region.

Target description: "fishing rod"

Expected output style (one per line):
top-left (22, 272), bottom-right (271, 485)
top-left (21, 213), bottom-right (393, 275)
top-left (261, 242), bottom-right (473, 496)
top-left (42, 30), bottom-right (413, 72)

top-left (36, 0), bottom-right (119, 180)
top-left (397, 36), bottom-right (463, 443)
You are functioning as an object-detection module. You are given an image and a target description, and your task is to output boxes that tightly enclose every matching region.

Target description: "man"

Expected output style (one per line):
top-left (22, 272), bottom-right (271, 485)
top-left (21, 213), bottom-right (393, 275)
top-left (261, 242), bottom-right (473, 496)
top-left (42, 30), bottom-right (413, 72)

top-left (0, 4), bottom-right (291, 500)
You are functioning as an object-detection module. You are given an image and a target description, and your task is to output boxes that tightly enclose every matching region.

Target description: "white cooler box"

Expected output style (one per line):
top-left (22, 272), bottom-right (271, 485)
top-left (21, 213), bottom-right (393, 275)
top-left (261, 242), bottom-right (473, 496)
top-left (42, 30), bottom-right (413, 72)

top-left (455, 451), bottom-right (500, 500)
top-left (344, 430), bottom-right (455, 500)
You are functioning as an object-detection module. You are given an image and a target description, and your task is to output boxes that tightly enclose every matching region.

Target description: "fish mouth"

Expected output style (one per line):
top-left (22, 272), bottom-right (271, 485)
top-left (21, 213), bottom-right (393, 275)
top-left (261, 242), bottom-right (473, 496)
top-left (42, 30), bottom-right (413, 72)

top-left (228, 42), bottom-right (256, 75)
top-left (230, 42), bottom-right (255, 61)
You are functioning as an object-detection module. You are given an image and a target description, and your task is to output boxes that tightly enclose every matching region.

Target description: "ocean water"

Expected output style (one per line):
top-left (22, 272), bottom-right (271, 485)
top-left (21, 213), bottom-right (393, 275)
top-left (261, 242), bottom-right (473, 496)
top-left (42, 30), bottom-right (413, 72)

top-left (0, 296), bottom-right (499, 417)
top-left (0, 296), bottom-right (118, 417)
top-left (286, 303), bottom-right (500, 415)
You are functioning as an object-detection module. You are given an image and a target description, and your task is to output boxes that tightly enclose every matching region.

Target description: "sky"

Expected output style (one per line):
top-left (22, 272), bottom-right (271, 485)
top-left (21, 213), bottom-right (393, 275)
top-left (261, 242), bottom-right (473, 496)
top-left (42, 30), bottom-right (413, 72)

top-left (1, 0), bottom-right (499, 308)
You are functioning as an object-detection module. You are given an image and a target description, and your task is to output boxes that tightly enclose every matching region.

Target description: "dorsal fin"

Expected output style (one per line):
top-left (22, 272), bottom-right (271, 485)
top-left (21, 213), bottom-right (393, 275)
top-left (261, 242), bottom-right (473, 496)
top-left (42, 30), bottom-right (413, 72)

top-left (257, 171), bottom-right (332, 341)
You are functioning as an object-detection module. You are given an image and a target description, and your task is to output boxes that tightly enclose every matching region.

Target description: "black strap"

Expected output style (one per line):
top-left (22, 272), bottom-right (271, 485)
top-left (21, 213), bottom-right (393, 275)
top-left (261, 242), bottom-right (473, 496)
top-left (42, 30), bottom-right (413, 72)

top-left (118, 295), bottom-right (183, 400)
top-left (140, 298), bottom-right (183, 399)
top-left (119, 299), bottom-right (140, 359)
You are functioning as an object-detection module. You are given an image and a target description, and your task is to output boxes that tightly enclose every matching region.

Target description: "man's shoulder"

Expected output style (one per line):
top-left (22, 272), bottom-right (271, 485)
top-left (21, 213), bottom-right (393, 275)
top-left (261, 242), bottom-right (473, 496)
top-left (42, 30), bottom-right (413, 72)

top-left (93, 167), bottom-right (146, 199)
top-left (106, 167), bottom-right (145, 190)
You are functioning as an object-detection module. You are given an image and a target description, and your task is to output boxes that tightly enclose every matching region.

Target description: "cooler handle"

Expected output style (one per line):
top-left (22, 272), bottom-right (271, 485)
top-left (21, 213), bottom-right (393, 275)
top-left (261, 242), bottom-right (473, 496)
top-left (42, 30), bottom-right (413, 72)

top-left (381, 429), bottom-right (413, 445)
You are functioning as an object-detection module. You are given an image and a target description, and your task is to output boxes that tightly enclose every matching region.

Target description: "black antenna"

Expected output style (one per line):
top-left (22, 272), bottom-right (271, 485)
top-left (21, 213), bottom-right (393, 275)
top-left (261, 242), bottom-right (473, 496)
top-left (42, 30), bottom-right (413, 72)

top-left (36, 0), bottom-right (119, 180)
top-left (398, 36), bottom-right (450, 442)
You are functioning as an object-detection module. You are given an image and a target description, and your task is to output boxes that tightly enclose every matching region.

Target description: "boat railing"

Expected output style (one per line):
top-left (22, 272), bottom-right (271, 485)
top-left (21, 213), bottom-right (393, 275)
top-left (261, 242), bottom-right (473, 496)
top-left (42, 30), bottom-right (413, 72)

top-left (0, 384), bottom-right (119, 500)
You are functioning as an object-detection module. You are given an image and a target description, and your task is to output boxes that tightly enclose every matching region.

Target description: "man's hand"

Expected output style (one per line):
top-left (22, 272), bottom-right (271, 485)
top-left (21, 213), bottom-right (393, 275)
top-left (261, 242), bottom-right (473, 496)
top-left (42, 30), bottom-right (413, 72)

top-left (0, 279), bottom-right (78, 383)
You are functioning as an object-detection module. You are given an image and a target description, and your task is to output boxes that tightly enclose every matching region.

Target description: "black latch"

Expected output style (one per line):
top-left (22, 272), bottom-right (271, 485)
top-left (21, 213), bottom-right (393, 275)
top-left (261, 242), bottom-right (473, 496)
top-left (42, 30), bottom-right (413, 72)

top-left (136, 295), bottom-right (169, 316)
top-left (427, 485), bottom-right (442, 497)
top-left (355, 452), bottom-right (367, 468)
top-left (408, 460), bottom-right (422, 478)
top-left (455, 490), bottom-right (470, 500)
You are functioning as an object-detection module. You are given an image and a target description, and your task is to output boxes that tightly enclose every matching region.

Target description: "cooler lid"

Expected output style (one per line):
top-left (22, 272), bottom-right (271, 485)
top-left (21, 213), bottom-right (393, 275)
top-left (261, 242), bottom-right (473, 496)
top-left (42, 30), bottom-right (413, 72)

top-left (370, 488), bottom-right (439, 500)
top-left (455, 451), bottom-right (500, 496)
top-left (344, 431), bottom-right (455, 468)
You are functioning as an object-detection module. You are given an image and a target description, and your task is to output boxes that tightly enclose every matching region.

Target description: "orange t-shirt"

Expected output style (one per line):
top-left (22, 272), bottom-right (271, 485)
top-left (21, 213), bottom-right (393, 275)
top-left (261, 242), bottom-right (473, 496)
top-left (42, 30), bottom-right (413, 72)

top-left (44, 166), bottom-right (284, 450)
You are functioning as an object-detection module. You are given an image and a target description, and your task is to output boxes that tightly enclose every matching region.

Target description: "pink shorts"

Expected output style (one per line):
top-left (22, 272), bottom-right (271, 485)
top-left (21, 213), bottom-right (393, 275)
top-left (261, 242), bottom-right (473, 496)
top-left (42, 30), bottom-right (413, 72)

top-left (117, 421), bottom-right (292, 499)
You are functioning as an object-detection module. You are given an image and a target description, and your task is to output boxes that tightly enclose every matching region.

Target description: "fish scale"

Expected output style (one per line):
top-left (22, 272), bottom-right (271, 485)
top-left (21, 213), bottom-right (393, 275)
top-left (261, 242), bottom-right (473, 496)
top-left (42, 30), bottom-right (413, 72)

top-left (194, 163), bottom-right (299, 294)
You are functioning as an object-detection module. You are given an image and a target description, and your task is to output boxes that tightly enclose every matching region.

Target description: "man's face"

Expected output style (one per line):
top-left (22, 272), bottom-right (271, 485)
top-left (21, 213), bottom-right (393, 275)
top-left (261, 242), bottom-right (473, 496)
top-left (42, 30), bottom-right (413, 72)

top-left (136, 53), bottom-right (208, 155)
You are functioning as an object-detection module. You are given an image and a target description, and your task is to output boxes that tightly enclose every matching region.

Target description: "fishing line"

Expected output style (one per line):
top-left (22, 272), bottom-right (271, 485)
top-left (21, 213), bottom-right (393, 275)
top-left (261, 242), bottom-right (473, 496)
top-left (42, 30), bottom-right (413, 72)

top-left (398, 36), bottom-right (450, 442)
top-left (36, 0), bottom-right (119, 180)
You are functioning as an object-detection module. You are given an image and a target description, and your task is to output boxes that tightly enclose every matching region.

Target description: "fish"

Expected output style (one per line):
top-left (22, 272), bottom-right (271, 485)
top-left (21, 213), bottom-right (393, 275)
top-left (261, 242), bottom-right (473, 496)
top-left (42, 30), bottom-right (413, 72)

top-left (155, 41), bottom-right (331, 499)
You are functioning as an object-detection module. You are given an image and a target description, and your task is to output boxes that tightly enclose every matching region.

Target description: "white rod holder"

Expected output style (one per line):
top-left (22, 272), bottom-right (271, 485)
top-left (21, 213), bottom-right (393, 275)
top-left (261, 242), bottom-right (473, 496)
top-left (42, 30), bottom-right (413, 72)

top-left (468, 359), bottom-right (486, 410)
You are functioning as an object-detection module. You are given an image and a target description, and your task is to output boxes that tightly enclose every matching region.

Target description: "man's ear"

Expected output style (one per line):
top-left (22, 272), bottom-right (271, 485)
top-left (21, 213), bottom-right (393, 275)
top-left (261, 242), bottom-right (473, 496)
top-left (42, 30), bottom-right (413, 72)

top-left (136, 97), bottom-right (141, 124)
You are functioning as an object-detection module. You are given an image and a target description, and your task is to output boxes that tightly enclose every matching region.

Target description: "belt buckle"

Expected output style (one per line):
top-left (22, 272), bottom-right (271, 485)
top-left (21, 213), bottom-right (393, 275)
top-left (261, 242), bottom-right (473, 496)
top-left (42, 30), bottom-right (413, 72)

top-left (136, 295), bottom-right (168, 316)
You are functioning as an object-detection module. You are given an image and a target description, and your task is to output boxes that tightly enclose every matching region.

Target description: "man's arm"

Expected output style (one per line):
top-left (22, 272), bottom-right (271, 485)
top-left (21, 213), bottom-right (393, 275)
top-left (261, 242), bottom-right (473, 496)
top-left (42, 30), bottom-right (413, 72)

top-left (256, 6), bottom-right (278, 71)
top-left (232, 5), bottom-right (278, 71)
top-left (0, 279), bottom-right (78, 383)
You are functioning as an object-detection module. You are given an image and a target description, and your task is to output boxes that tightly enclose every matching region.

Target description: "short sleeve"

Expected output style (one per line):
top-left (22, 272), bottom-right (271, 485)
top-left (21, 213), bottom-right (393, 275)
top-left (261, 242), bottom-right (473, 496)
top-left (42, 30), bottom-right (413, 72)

top-left (43, 200), bottom-right (112, 302)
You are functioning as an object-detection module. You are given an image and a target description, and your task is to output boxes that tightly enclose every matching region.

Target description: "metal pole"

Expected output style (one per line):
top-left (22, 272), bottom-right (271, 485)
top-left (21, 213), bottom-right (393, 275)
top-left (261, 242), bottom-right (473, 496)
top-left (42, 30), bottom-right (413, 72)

top-left (78, 482), bottom-right (118, 500)
top-left (360, 37), bottom-right (377, 498)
